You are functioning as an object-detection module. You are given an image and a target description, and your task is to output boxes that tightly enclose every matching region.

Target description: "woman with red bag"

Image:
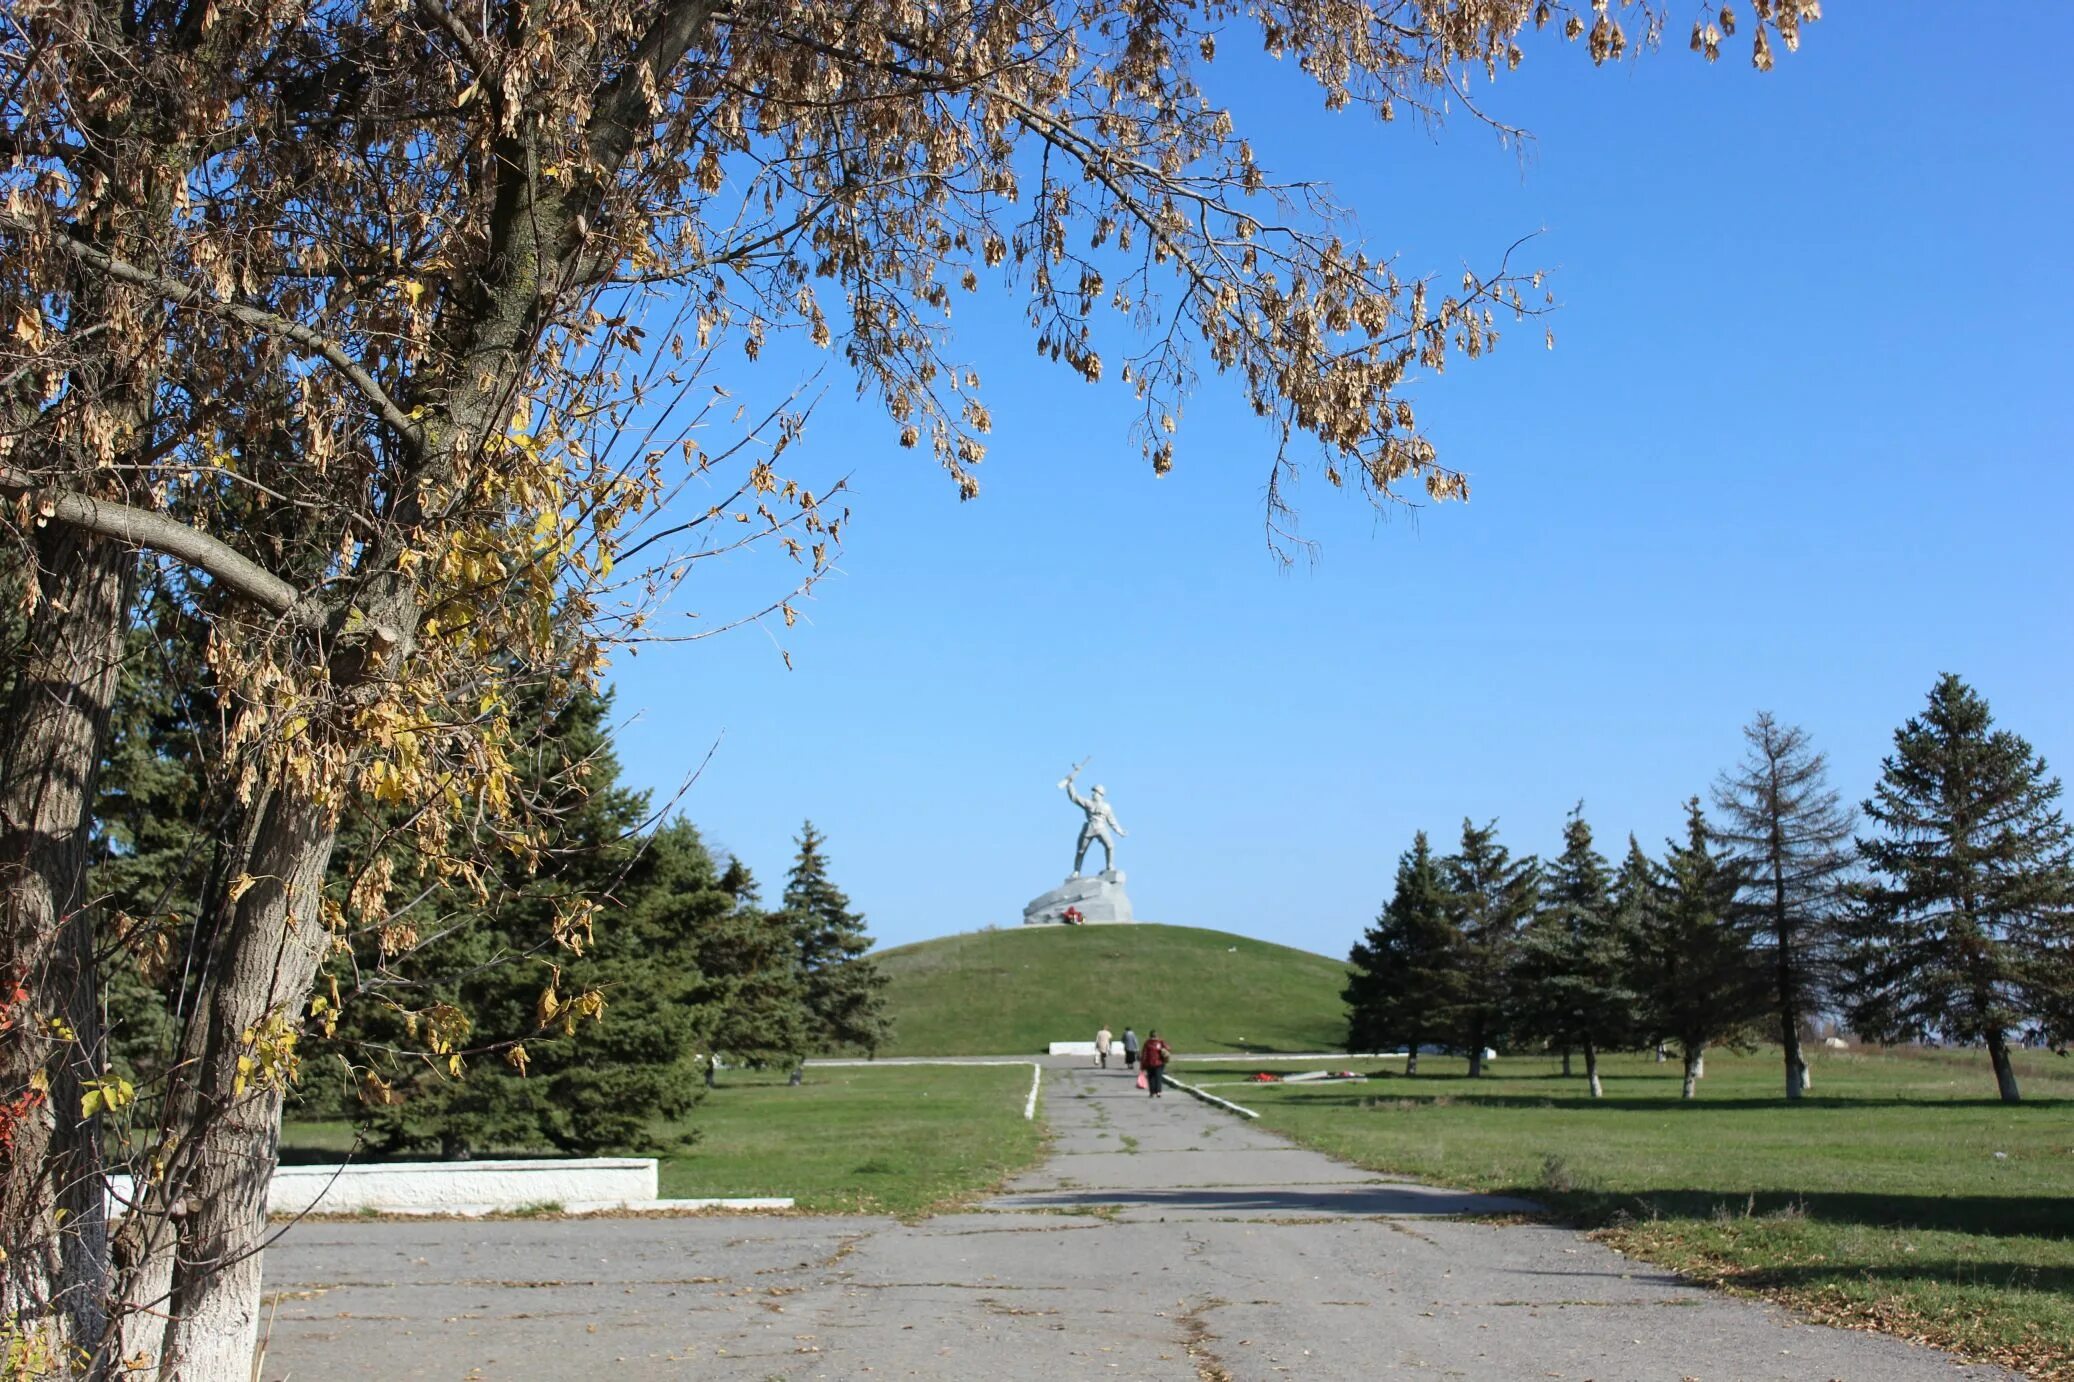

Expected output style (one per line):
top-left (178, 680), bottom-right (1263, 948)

top-left (1140, 1031), bottom-right (1171, 1098)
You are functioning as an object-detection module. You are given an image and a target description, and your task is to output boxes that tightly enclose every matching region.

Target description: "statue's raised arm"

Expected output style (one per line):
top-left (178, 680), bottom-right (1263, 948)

top-left (1059, 759), bottom-right (1092, 811)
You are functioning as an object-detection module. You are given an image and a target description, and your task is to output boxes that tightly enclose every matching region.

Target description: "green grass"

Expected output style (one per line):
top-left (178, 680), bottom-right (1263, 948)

top-left (654, 1064), bottom-right (1044, 1215)
top-left (283, 1063), bottom-right (1046, 1219)
top-left (1184, 1045), bottom-right (2074, 1378)
top-left (872, 923), bottom-right (1349, 1055)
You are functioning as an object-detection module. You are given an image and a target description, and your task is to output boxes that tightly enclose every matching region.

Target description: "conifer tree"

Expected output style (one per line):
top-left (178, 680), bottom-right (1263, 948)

top-left (319, 686), bottom-right (710, 1156)
top-left (1344, 832), bottom-right (1462, 1074)
top-left (1632, 803), bottom-right (1766, 1098)
top-left (780, 822), bottom-right (891, 1057)
top-left (1440, 819), bottom-right (1538, 1077)
top-left (1513, 806), bottom-right (1637, 1098)
top-left (698, 858), bottom-right (813, 1080)
top-left (1712, 712), bottom-right (1854, 1098)
top-left (1842, 675), bottom-right (2074, 1103)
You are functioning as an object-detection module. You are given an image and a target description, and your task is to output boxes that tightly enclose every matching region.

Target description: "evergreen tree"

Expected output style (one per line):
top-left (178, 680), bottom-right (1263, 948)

top-left (1440, 819), bottom-right (1538, 1077)
top-left (1512, 805), bottom-right (1638, 1098)
top-left (1712, 711), bottom-right (1854, 1098)
top-left (323, 685), bottom-right (710, 1156)
top-left (780, 822), bottom-right (891, 1056)
top-left (1842, 674), bottom-right (2074, 1103)
top-left (1632, 803), bottom-right (1766, 1099)
top-left (85, 593), bottom-right (214, 1094)
top-left (697, 857), bottom-right (814, 1079)
top-left (1344, 832), bottom-right (1462, 1074)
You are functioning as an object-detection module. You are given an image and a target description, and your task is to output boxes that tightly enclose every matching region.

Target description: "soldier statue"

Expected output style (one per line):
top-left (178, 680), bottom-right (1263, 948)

top-left (1059, 763), bottom-right (1127, 876)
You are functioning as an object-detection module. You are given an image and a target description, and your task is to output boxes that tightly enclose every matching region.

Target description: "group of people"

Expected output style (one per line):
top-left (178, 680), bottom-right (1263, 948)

top-left (1093, 1025), bottom-right (1172, 1097)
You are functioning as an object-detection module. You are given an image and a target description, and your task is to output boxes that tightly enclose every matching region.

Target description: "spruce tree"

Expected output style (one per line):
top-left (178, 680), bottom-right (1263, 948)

top-left (1344, 832), bottom-right (1462, 1074)
top-left (698, 857), bottom-right (814, 1078)
top-left (1440, 819), bottom-right (1538, 1077)
top-left (1712, 712), bottom-right (1854, 1098)
top-left (1843, 674), bottom-right (2074, 1103)
top-left (780, 822), bottom-right (891, 1056)
top-left (1512, 805), bottom-right (1638, 1098)
top-left (321, 685), bottom-right (708, 1156)
top-left (1632, 803), bottom-right (1766, 1099)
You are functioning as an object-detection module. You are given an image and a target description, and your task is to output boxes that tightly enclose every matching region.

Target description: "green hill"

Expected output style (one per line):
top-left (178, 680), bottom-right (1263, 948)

top-left (871, 923), bottom-right (1351, 1056)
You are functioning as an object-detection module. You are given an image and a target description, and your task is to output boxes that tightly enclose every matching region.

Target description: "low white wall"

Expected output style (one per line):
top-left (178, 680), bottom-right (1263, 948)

top-left (110, 1157), bottom-right (658, 1216)
top-left (1048, 1041), bottom-right (1100, 1055)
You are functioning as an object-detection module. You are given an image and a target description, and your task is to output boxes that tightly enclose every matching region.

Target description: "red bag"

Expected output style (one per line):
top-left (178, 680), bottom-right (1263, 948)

top-left (1135, 1070), bottom-right (1148, 1090)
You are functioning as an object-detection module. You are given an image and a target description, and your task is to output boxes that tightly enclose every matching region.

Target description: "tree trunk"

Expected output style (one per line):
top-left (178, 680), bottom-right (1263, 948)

top-left (120, 777), bottom-right (337, 1379)
top-left (1773, 829), bottom-right (1802, 1100)
top-left (1405, 1044), bottom-right (1418, 1077)
top-left (1783, 1026), bottom-right (1808, 1100)
top-left (1583, 1041), bottom-right (1602, 1099)
top-left (1560, 1047), bottom-right (1572, 1077)
top-left (1681, 1043), bottom-right (1705, 1100)
top-left (0, 526), bottom-right (132, 1363)
top-left (1692, 1053), bottom-right (1704, 1079)
top-left (1467, 1046), bottom-right (1484, 1078)
top-left (1986, 1030), bottom-right (2022, 1104)
top-left (1654, 1044), bottom-right (1667, 1063)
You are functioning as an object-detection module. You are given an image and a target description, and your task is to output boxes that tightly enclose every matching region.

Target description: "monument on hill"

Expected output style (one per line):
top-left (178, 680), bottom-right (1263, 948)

top-left (1023, 761), bottom-right (1136, 925)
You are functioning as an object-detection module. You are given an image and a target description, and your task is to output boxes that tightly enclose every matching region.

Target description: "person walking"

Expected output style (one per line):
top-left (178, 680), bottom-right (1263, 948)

top-left (1095, 1025), bottom-right (1113, 1068)
top-left (1141, 1031), bottom-right (1172, 1098)
top-left (1122, 1027), bottom-right (1140, 1069)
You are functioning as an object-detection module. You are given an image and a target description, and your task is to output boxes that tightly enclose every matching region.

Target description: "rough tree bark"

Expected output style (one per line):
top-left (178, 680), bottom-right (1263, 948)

top-left (1681, 1042), bottom-right (1706, 1100)
top-left (0, 522), bottom-right (132, 1360)
top-left (1583, 1040), bottom-right (1602, 1099)
top-left (115, 777), bottom-right (336, 1378)
top-left (1986, 1029), bottom-right (2021, 1105)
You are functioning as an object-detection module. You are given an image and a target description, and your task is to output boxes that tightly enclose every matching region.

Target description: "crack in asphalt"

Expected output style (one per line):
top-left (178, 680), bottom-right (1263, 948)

top-left (1174, 1297), bottom-right (1233, 1382)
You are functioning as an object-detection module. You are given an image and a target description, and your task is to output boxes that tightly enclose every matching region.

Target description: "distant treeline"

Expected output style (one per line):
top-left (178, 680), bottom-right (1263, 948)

top-left (1344, 675), bottom-right (2074, 1104)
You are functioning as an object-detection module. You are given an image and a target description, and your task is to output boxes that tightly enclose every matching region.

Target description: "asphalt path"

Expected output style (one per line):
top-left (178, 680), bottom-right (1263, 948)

top-left (257, 1057), bottom-right (2010, 1380)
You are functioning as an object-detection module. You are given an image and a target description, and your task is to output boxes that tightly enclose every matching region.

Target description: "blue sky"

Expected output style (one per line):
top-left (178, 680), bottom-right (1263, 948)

top-left (606, 8), bottom-right (2073, 962)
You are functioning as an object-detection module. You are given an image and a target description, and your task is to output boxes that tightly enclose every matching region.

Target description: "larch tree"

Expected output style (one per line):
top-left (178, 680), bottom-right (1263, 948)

top-left (781, 822), bottom-right (890, 1058)
top-left (1440, 818), bottom-right (1538, 1077)
top-left (1841, 674), bottom-right (2074, 1105)
top-left (1513, 805), bottom-right (1635, 1098)
top-left (1631, 803), bottom-right (1766, 1099)
top-left (1345, 831), bottom-right (1461, 1073)
top-left (0, 1), bottom-right (1822, 1372)
top-left (1711, 711), bottom-right (1854, 1099)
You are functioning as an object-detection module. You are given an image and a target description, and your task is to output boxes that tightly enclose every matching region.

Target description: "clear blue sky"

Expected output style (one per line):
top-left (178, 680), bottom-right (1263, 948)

top-left (606, 8), bottom-right (2074, 962)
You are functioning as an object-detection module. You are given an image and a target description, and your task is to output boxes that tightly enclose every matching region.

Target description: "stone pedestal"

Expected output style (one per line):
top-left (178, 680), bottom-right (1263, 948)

top-left (1022, 870), bottom-right (1135, 925)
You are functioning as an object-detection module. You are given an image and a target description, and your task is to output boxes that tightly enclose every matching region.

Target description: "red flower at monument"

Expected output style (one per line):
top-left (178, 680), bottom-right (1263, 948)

top-left (1062, 906), bottom-right (1084, 925)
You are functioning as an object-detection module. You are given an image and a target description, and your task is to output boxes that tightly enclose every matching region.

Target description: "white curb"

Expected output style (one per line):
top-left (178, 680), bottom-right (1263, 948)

top-left (1162, 1076), bottom-right (1259, 1120)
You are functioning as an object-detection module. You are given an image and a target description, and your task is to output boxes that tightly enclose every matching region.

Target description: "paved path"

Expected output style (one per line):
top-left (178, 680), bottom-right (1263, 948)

top-left (258, 1060), bottom-right (2009, 1380)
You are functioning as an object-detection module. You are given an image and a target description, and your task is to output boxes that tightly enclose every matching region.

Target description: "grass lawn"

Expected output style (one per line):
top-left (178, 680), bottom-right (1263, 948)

top-left (872, 923), bottom-right (1349, 1055)
top-left (282, 1062), bottom-right (1046, 1219)
top-left (1183, 1045), bottom-right (2074, 1379)
top-left (653, 1063), bottom-right (1044, 1215)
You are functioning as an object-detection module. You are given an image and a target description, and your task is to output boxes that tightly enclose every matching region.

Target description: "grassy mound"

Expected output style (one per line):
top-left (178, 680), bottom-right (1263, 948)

top-left (871, 923), bottom-right (1349, 1056)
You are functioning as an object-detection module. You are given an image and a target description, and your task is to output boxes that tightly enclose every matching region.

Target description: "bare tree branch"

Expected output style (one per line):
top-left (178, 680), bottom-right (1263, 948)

top-left (0, 466), bottom-right (313, 621)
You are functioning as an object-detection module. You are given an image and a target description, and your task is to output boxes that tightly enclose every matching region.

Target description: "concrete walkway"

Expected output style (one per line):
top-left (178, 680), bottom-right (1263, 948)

top-left (257, 1059), bottom-right (2010, 1380)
